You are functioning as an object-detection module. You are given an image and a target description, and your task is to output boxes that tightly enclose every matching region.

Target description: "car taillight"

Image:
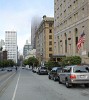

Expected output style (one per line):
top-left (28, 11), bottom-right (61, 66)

top-left (70, 74), bottom-right (76, 79)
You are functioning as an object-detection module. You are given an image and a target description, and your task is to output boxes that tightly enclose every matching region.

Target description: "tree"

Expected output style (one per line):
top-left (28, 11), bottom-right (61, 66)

top-left (0, 61), bottom-right (3, 68)
top-left (23, 59), bottom-right (28, 65)
top-left (8, 59), bottom-right (15, 67)
top-left (0, 59), bottom-right (15, 68)
top-left (45, 60), bottom-right (61, 70)
top-left (62, 56), bottom-right (81, 66)
top-left (2, 60), bottom-right (9, 67)
top-left (28, 57), bottom-right (39, 69)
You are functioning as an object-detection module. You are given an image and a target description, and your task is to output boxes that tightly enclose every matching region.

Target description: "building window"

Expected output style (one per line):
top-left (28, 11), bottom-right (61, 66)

top-left (64, 9), bottom-right (66, 17)
top-left (49, 35), bottom-right (52, 39)
top-left (82, 8), bottom-right (85, 18)
top-left (49, 29), bottom-right (52, 33)
top-left (64, 33), bottom-right (67, 53)
top-left (69, 44), bottom-right (71, 55)
top-left (65, 40), bottom-right (67, 53)
top-left (57, 16), bottom-right (59, 19)
top-left (49, 23), bottom-right (52, 27)
top-left (60, 4), bottom-right (62, 11)
top-left (49, 54), bottom-right (52, 57)
top-left (49, 47), bottom-right (52, 51)
top-left (57, 7), bottom-right (59, 10)
top-left (57, 36), bottom-right (59, 39)
top-left (76, 37), bottom-right (78, 45)
top-left (75, 28), bottom-right (78, 53)
top-left (49, 41), bottom-right (52, 45)
top-left (74, 12), bottom-right (78, 22)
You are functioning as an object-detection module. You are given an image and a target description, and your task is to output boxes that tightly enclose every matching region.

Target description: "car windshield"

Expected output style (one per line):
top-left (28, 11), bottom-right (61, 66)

top-left (73, 66), bottom-right (89, 73)
top-left (41, 67), bottom-right (47, 69)
top-left (57, 69), bottom-right (62, 73)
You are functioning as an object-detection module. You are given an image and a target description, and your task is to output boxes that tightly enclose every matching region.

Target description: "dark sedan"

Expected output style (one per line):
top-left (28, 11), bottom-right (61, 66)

top-left (38, 67), bottom-right (48, 75)
top-left (48, 67), bottom-right (62, 81)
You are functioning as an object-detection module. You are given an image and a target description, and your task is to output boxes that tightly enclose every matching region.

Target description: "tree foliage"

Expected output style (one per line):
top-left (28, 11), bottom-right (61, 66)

top-left (8, 59), bottom-right (15, 67)
top-left (45, 56), bottom-right (81, 70)
top-left (28, 57), bottom-right (39, 67)
top-left (0, 59), bottom-right (15, 68)
top-left (23, 57), bottom-right (39, 68)
top-left (45, 61), bottom-right (61, 70)
top-left (23, 59), bottom-right (28, 65)
top-left (62, 56), bottom-right (81, 66)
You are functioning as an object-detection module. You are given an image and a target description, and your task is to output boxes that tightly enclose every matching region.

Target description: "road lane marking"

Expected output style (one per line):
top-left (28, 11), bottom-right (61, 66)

top-left (12, 71), bottom-right (21, 100)
top-left (0, 72), bottom-right (16, 89)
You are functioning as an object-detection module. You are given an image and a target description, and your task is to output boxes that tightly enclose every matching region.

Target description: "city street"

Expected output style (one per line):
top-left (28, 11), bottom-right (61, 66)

top-left (0, 68), bottom-right (89, 100)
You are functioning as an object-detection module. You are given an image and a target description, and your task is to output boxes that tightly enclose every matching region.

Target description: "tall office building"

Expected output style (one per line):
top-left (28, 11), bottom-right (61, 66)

top-left (31, 16), bottom-right (41, 49)
top-left (23, 40), bottom-right (32, 59)
top-left (54, 0), bottom-right (89, 63)
top-left (0, 39), bottom-right (5, 48)
top-left (5, 31), bottom-right (17, 63)
top-left (36, 15), bottom-right (54, 63)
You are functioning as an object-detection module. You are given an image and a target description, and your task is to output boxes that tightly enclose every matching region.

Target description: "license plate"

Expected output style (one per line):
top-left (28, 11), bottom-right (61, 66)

top-left (79, 75), bottom-right (87, 79)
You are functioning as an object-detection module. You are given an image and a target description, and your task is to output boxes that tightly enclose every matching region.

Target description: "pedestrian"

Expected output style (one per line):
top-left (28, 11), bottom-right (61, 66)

top-left (16, 66), bottom-right (17, 71)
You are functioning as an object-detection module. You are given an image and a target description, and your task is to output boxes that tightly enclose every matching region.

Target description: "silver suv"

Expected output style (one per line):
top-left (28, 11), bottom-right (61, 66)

top-left (58, 65), bottom-right (89, 88)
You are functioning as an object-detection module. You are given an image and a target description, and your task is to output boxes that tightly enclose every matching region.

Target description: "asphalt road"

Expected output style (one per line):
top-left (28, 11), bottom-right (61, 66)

top-left (0, 68), bottom-right (89, 100)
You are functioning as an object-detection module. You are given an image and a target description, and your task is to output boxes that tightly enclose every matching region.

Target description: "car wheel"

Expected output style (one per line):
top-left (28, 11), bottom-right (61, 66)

top-left (59, 77), bottom-right (62, 84)
top-left (53, 77), bottom-right (56, 81)
top-left (84, 84), bottom-right (89, 88)
top-left (65, 79), bottom-right (71, 88)
top-left (38, 71), bottom-right (40, 75)
top-left (48, 75), bottom-right (51, 79)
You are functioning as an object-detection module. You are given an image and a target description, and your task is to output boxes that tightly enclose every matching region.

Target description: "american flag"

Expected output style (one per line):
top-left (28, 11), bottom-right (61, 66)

top-left (77, 32), bottom-right (85, 50)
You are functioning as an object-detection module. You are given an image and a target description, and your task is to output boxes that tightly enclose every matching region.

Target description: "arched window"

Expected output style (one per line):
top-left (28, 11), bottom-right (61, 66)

top-left (64, 33), bottom-right (67, 53)
top-left (75, 28), bottom-right (78, 52)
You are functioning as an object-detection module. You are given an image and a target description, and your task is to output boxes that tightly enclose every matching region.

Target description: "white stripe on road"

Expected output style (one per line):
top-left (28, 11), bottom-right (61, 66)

top-left (0, 72), bottom-right (16, 89)
top-left (12, 71), bottom-right (21, 100)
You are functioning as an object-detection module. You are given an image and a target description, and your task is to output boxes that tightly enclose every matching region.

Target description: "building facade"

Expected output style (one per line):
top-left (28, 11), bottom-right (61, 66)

top-left (0, 51), bottom-right (3, 61)
top-left (23, 41), bottom-right (32, 59)
top-left (36, 15), bottom-right (54, 64)
top-left (0, 39), bottom-right (5, 48)
top-left (25, 49), bottom-right (36, 59)
top-left (3, 51), bottom-right (7, 60)
top-left (5, 31), bottom-right (17, 63)
top-left (54, 0), bottom-right (89, 63)
top-left (0, 51), bottom-right (7, 61)
top-left (31, 16), bottom-right (41, 49)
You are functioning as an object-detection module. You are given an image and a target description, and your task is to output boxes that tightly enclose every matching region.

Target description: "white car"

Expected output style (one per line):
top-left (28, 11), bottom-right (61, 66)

top-left (59, 65), bottom-right (89, 88)
top-left (26, 65), bottom-right (29, 69)
top-left (32, 67), bottom-right (37, 73)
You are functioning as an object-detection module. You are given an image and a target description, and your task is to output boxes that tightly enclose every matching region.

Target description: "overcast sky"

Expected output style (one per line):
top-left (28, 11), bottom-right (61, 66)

top-left (0, 0), bottom-right (54, 54)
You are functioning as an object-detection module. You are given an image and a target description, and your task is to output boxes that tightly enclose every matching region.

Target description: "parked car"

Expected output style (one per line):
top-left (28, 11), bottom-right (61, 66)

top-left (48, 67), bottom-right (62, 81)
top-left (0, 68), bottom-right (5, 71)
top-left (36, 67), bottom-right (39, 74)
top-left (32, 67), bottom-right (37, 73)
top-left (7, 67), bottom-right (12, 72)
top-left (58, 65), bottom-right (89, 88)
top-left (38, 67), bottom-right (48, 75)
